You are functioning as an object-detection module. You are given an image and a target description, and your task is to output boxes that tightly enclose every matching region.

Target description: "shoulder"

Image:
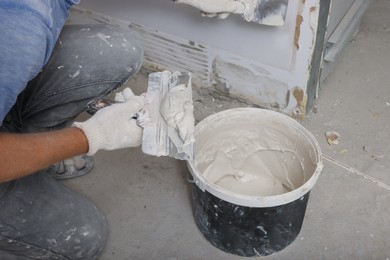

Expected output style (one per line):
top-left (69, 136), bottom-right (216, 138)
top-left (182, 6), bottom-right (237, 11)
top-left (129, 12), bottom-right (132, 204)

top-left (0, 2), bottom-right (50, 123)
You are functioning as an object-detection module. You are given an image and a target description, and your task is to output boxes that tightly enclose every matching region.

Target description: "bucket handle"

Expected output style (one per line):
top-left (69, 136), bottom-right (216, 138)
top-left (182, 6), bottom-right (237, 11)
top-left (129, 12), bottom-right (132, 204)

top-left (187, 167), bottom-right (206, 191)
top-left (187, 172), bottom-right (195, 183)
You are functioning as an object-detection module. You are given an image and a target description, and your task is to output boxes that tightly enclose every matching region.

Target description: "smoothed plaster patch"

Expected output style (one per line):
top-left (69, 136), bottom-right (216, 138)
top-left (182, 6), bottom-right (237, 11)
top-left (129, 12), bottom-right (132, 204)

top-left (212, 56), bottom-right (289, 109)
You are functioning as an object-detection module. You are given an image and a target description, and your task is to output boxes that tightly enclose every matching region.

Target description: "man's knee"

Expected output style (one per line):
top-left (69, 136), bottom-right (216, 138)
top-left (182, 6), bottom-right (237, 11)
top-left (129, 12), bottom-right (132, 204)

top-left (7, 24), bottom-right (144, 132)
top-left (55, 209), bottom-right (108, 259)
top-left (58, 23), bottom-right (144, 87)
top-left (0, 172), bottom-right (108, 259)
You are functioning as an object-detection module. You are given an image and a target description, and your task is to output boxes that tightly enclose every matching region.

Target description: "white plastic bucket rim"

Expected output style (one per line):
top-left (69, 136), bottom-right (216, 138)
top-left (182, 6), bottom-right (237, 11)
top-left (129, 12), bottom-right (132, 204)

top-left (187, 108), bottom-right (323, 208)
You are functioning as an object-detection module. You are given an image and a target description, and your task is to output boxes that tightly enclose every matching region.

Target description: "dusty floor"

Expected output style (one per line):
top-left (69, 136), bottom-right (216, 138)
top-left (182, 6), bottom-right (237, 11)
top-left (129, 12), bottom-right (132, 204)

top-left (65, 0), bottom-right (390, 259)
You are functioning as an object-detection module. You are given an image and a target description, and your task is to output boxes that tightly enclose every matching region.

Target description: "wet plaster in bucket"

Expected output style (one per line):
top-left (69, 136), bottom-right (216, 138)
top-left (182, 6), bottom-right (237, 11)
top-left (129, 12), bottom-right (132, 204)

top-left (192, 109), bottom-right (320, 199)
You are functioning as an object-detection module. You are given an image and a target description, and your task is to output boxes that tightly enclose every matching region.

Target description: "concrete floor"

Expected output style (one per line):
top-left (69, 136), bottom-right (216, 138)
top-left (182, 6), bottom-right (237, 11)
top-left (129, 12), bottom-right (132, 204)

top-left (65, 0), bottom-right (390, 259)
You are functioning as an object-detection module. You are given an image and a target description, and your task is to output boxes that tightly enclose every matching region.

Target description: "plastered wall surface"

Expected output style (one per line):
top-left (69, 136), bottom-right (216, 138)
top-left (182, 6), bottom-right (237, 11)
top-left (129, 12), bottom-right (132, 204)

top-left (78, 0), bottom-right (295, 69)
top-left (75, 0), bottom-right (321, 117)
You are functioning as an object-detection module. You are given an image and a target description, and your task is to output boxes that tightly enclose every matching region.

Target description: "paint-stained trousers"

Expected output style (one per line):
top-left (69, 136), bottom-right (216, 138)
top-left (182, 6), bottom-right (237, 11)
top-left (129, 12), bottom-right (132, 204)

top-left (0, 24), bottom-right (143, 259)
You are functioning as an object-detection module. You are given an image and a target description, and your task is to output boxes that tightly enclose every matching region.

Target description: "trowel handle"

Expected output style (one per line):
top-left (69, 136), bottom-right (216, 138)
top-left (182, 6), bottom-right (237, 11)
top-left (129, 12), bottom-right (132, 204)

top-left (86, 99), bottom-right (117, 115)
top-left (86, 99), bottom-right (138, 122)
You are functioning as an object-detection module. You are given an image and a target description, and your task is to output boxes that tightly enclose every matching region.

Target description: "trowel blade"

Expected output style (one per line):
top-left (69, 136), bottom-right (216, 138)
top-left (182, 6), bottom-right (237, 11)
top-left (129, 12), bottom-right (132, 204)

top-left (139, 71), bottom-right (194, 161)
top-left (250, 0), bottom-right (289, 26)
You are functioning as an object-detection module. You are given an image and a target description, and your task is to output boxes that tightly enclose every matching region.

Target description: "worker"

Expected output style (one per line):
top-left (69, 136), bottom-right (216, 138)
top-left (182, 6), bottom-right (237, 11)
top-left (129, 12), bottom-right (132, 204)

top-left (0, 0), bottom-right (265, 258)
top-left (0, 0), bottom-right (144, 259)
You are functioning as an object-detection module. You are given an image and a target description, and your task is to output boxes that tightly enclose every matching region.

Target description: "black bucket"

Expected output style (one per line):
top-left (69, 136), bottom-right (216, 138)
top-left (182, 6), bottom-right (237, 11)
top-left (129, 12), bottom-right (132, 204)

top-left (187, 108), bottom-right (323, 257)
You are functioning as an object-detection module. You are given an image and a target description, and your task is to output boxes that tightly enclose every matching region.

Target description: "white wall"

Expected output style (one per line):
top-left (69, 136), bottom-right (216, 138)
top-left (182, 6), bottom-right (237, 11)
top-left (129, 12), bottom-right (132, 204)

top-left (79, 0), bottom-right (295, 71)
top-left (75, 0), bottom-right (321, 117)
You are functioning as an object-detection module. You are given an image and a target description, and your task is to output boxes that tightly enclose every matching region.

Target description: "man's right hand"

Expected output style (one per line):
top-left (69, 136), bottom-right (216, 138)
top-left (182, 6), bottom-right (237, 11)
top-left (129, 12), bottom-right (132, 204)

top-left (73, 88), bottom-right (145, 156)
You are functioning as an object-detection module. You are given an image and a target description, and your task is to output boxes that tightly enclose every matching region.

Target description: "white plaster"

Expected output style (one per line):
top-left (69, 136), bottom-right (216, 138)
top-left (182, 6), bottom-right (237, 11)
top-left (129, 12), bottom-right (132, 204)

top-left (160, 84), bottom-right (195, 145)
top-left (260, 14), bottom-right (285, 26)
top-left (188, 108), bottom-right (323, 207)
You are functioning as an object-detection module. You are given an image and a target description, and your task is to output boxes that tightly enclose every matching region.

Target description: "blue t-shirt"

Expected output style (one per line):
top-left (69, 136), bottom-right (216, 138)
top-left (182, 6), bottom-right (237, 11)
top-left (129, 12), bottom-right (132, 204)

top-left (0, 0), bottom-right (79, 124)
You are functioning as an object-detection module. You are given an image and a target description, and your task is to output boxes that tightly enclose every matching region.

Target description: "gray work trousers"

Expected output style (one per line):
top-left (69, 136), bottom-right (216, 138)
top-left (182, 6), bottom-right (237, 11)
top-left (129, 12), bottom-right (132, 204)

top-left (0, 24), bottom-right (143, 259)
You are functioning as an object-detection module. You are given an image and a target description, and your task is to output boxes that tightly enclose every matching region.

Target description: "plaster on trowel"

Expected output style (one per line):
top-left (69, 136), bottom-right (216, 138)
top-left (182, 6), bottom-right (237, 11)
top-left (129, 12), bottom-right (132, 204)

top-left (138, 71), bottom-right (195, 161)
top-left (86, 71), bottom-right (195, 161)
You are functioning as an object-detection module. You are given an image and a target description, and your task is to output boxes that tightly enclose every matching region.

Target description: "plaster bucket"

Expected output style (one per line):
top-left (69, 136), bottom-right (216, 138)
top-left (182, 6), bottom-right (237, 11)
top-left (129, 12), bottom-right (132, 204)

top-left (187, 108), bottom-right (323, 257)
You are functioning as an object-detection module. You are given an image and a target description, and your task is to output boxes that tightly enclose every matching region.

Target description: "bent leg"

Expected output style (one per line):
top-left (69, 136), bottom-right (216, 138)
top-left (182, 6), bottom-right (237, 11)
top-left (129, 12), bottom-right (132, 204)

top-left (0, 171), bottom-right (108, 260)
top-left (4, 23), bottom-right (143, 133)
top-left (0, 23), bottom-right (143, 259)
top-left (0, 23), bottom-right (142, 258)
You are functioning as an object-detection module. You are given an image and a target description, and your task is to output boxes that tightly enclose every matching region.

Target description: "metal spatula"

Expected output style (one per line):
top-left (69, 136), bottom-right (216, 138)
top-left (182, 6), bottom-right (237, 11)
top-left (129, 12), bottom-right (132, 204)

top-left (85, 71), bottom-right (195, 161)
top-left (139, 71), bottom-right (194, 161)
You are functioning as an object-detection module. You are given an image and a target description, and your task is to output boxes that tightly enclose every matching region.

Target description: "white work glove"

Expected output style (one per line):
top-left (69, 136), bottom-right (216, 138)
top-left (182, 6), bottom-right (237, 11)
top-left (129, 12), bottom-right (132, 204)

top-left (73, 88), bottom-right (144, 156)
top-left (173, 0), bottom-right (257, 21)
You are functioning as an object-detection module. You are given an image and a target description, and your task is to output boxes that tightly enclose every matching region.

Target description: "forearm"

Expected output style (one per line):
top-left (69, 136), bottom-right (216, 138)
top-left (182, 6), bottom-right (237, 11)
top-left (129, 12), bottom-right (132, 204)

top-left (0, 127), bottom-right (88, 183)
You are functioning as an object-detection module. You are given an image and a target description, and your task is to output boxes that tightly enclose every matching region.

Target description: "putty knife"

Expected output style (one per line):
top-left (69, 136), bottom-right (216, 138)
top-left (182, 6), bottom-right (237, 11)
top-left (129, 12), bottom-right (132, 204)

top-left (138, 71), bottom-right (194, 161)
top-left (250, 0), bottom-right (289, 26)
top-left (86, 71), bottom-right (195, 161)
